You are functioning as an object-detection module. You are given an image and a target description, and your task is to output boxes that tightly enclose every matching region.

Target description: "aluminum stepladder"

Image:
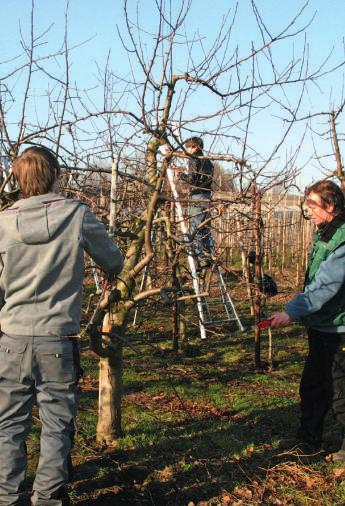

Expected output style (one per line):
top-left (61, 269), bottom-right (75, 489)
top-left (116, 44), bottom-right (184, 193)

top-left (167, 166), bottom-right (207, 338)
top-left (166, 166), bottom-right (244, 338)
top-left (200, 264), bottom-right (244, 331)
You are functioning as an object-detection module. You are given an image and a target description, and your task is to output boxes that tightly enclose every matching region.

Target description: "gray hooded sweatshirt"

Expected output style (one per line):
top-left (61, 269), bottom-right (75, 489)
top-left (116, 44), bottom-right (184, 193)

top-left (0, 193), bottom-right (123, 336)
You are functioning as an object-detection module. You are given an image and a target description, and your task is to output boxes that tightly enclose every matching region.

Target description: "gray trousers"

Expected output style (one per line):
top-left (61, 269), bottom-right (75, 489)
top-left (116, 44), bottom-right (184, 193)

top-left (189, 192), bottom-right (213, 259)
top-left (0, 334), bottom-right (79, 505)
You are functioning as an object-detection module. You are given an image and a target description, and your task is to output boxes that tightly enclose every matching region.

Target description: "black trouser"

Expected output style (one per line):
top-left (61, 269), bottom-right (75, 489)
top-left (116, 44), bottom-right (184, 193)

top-left (299, 328), bottom-right (345, 441)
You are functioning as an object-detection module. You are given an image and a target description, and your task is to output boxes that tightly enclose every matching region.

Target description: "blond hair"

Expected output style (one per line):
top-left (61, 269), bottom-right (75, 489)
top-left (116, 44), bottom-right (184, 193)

top-left (12, 146), bottom-right (60, 198)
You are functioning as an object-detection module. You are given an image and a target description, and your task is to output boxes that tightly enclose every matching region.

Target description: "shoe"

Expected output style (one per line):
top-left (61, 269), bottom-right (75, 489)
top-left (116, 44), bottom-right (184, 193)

top-left (296, 427), bottom-right (322, 450)
top-left (279, 428), bottom-right (322, 450)
top-left (326, 449), bottom-right (345, 462)
top-left (326, 438), bottom-right (345, 462)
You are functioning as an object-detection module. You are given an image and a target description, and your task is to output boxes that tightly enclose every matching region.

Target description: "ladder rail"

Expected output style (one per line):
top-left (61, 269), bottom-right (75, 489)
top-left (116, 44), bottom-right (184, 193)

top-left (166, 167), bottom-right (207, 339)
top-left (216, 266), bottom-right (244, 331)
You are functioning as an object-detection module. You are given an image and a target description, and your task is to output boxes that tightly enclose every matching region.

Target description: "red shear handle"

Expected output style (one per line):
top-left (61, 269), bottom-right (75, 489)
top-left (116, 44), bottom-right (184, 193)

top-left (257, 318), bottom-right (273, 329)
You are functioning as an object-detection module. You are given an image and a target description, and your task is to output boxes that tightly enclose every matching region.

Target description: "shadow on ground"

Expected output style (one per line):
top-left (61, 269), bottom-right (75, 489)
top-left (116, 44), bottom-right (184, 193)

top-left (70, 401), bottom-right (330, 505)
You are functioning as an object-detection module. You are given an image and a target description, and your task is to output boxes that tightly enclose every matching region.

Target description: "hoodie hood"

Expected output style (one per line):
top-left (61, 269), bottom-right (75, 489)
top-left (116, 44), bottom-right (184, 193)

top-left (18, 205), bottom-right (50, 244)
top-left (0, 192), bottom-right (123, 337)
top-left (7, 193), bottom-right (80, 245)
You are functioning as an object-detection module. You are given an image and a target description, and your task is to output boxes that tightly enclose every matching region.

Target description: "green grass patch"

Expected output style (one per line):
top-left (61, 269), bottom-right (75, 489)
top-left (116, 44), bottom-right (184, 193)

top-left (22, 285), bottom-right (344, 505)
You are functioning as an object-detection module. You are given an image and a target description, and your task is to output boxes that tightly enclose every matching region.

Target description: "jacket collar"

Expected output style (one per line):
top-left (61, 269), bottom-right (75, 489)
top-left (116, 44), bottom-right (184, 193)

top-left (317, 210), bottom-right (345, 242)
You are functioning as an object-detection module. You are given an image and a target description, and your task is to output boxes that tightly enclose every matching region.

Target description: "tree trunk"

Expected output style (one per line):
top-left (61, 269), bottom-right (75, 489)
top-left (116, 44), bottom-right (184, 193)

top-left (95, 143), bottom-right (171, 445)
top-left (96, 313), bottom-right (124, 445)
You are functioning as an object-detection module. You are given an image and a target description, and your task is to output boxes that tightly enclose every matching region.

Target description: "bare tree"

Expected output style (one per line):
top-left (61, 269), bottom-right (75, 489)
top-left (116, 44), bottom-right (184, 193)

top-left (1, 0), bottom-right (345, 445)
top-left (90, 0), bottom-right (345, 443)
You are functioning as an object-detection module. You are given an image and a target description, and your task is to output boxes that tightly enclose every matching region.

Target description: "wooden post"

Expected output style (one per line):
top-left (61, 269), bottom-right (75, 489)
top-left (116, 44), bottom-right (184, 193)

top-left (331, 110), bottom-right (345, 190)
top-left (109, 160), bottom-right (118, 235)
top-left (253, 190), bottom-right (263, 370)
top-left (172, 263), bottom-right (179, 352)
top-left (268, 327), bottom-right (273, 371)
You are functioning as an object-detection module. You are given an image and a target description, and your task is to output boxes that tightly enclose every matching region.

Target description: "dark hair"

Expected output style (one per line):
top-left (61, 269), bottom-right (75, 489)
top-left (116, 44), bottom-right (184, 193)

top-left (305, 180), bottom-right (345, 215)
top-left (12, 146), bottom-right (60, 198)
top-left (184, 137), bottom-right (204, 149)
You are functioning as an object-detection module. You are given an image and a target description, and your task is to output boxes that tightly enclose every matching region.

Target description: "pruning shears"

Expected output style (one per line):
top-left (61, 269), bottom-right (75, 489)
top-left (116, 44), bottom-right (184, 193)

top-left (257, 318), bottom-right (273, 329)
top-left (242, 318), bottom-right (273, 333)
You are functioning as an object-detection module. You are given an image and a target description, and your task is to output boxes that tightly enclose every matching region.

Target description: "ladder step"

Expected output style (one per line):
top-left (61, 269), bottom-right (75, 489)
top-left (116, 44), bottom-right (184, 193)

top-left (201, 301), bottom-right (236, 309)
top-left (203, 317), bottom-right (239, 324)
top-left (200, 301), bottom-right (228, 307)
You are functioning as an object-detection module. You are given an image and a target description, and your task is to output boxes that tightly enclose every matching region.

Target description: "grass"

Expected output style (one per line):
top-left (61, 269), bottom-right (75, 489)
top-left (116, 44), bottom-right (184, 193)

top-left (22, 280), bottom-right (345, 505)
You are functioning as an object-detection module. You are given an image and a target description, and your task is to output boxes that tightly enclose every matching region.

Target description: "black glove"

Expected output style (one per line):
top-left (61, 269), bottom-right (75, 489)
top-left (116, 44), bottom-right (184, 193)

top-left (107, 272), bottom-right (116, 283)
top-left (108, 289), bottom-right (122, 304)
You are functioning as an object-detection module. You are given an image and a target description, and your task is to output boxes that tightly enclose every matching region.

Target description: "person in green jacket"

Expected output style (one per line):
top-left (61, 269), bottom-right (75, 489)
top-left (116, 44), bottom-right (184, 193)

top-left (270, 180), bottom-right (345, 461)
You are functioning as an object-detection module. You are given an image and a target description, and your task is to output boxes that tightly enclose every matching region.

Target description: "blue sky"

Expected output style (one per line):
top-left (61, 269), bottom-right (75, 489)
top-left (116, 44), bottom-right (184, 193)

top-left (1, 0), bottom-right (345, 188)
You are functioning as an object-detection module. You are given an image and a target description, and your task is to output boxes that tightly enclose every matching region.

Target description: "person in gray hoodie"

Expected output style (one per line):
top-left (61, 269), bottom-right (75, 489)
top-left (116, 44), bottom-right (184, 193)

top-left (0, 146), bottom-right (123, 505)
